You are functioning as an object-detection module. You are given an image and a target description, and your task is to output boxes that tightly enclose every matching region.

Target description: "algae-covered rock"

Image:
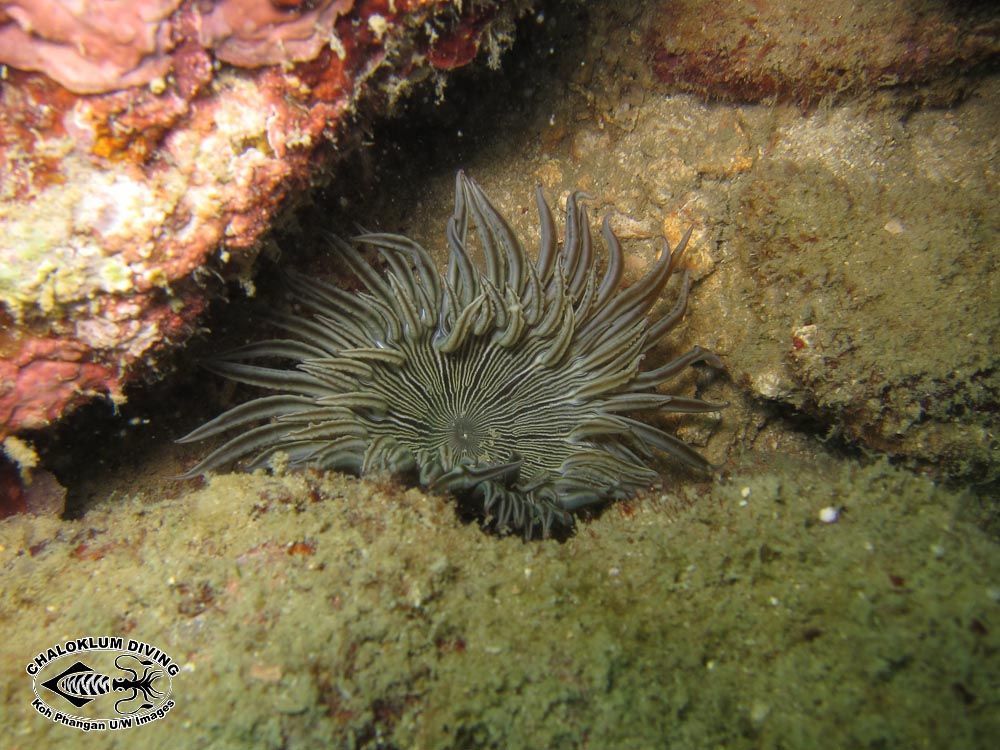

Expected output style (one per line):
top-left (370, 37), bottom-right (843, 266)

top-left (730, 93), bottom-right (999, 482)
top-left (1, 460), bottom-right (996, 748)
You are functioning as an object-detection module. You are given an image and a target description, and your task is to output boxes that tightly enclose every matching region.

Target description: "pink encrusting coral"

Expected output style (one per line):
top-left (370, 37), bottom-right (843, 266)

top-left (197, 0), bottom-right (355, 70)
top-left (0, 0), bottom-right (515, 445)
top-left (0, 0), bottom-right (182, 95)
top-left (0, 0), bottom-right (363, 95)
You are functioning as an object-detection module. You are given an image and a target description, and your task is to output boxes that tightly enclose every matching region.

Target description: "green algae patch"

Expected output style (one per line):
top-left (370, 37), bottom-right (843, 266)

top-left (1, 458), bottom-right (996, 749)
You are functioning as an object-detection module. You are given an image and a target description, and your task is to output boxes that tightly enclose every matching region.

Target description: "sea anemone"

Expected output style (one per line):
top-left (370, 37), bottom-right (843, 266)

top-left (179, 172), bottom-right (723, 536)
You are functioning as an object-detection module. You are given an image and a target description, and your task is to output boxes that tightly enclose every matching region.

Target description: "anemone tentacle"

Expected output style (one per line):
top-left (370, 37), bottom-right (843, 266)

top-left (179, 172), bottom-right (724, 537)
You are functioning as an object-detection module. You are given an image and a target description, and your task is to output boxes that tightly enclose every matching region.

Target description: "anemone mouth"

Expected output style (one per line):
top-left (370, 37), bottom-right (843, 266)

top-left (178, 171), bottom-right (724, 537)
top-left (447, 415), bottom-right (483, 456)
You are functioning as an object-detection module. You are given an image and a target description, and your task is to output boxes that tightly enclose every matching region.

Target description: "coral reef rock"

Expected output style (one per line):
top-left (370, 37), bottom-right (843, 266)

top-left (0, 0), bottom-right (520, 440)
top-left (648, 0), bottom-right (998, 107)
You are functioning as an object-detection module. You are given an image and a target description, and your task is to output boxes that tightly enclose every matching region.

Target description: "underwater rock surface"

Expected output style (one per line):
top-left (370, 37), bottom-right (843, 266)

top-left (0, 460), bottom-right (996, 747)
